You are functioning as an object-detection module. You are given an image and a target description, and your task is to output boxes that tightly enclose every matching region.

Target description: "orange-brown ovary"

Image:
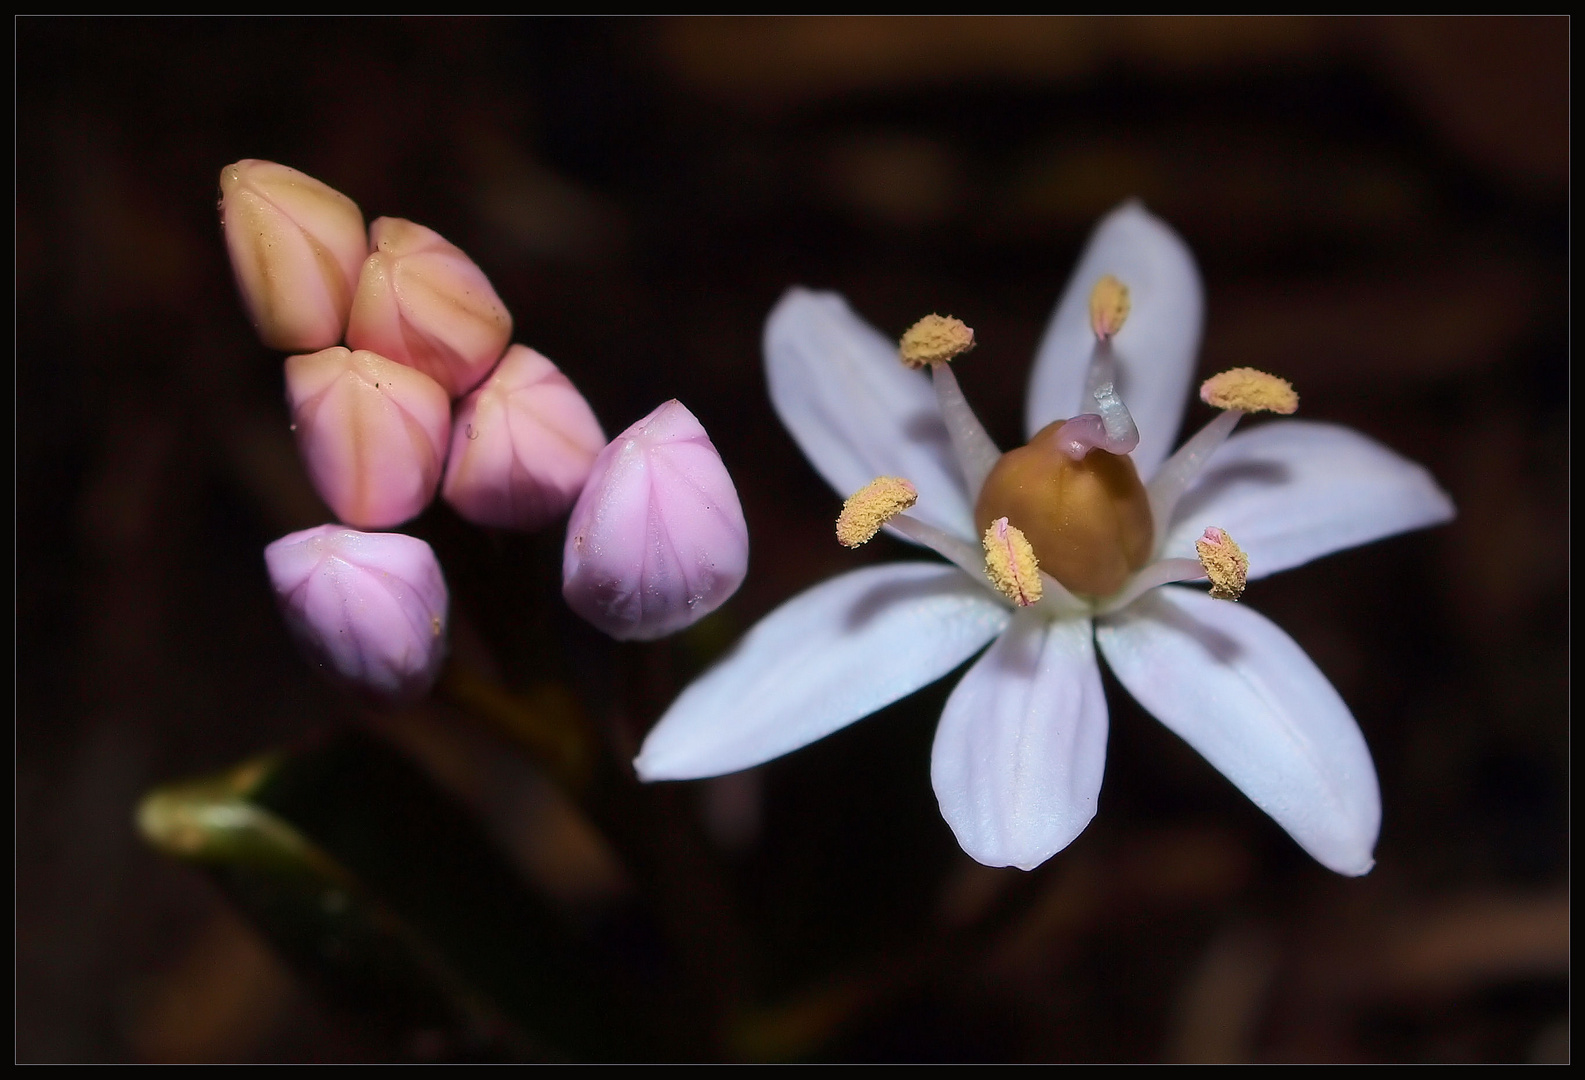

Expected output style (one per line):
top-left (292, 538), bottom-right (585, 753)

top-left (974, 419), bottom-right (1154, 597)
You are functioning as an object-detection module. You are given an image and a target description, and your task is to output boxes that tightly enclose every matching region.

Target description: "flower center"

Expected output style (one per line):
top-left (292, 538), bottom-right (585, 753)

top-left (974, 420), bottom-right (1153, 598)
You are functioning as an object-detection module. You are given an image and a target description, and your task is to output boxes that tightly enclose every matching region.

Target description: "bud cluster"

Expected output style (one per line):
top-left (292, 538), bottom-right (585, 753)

top-left (223, 160), bottom-right (747, 702)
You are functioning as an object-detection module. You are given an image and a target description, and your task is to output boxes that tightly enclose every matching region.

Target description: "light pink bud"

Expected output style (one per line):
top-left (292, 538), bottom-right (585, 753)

top-left (345, 217), bottom-right (513, 398)
top-left (219, 160), bottom-right (368, 352)
top-left (441, 345), bottom-right (606, 531)
top-left (265, 525), bottom-right (448, 705)
top-left (563, 400), bottom-right (748, 641)
top-left (285, 347), bottom-right (450, 529)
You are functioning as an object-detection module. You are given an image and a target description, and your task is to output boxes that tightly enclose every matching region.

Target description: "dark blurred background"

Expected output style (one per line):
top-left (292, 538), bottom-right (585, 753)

top-left (16, 17), bottom-right (1567, 1062)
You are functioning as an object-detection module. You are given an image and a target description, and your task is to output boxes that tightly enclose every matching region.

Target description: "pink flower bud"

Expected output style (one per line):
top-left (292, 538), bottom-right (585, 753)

top-left (442, 345), bottom-right (606, 531)
top-left (265, 525), bottom-right (448, 705)
top-left (219, 160), bottom-right (368, 352)
top-left (345, 217), bottom-right (513, 398)
top-left (285, 347), bottom-right (450, 529)
top-left (563, 400), bottom-right (749, 641)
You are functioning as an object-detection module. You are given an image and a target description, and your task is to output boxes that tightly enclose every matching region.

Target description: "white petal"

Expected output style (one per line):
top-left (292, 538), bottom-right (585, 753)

top-left (765, 289), bottom-right (976, 540)
top-left (1096, 586), bottom-right (1380, 875)
top-left (636, 562), bottom-right (1010, 781)
top-left (1159, 420), bottom-right (1455, 579)
top-left (1026, 202), bottom-right (1204, 480)
top-left (932, 611), bottom-right (1108, 871)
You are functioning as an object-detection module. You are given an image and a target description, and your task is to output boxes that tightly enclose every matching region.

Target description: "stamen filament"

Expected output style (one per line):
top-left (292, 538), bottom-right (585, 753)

top-left (892, 513), bottom-right (1087, 614)
top-left (930, 360), bottom-right (1001, 497)
top-left (1031, 570), bottom-right (1089, 617)
top-left (1146, 409), bottom-right (1241, 548)
top-left (1095, 557), bottom-right (1206, 615)
top-left (886, 513), bottom-right (989, 581)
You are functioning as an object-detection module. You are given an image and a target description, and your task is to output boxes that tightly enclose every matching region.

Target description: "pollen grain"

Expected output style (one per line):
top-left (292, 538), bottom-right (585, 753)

top-left (836, 476), bottom-right (918, 548)
top-left (983, 517), bottom-right (1043, 607)
top-left (1196, 526), bottom-right (1249, 601)
top-left (1089, 275), bottom-right (1131, 341)
top-left (899, 314), bottom-right (975, 369)
top-left (1199, 368), bottom-right (1298, 414)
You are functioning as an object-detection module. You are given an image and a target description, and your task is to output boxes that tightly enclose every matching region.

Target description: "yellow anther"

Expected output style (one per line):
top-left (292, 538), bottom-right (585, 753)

top-left (982, 517), bottom-right (1044, 607)
top-left (899, 314), bottom-right (975, 370)
top-left (1199, 368), bottom-right (1299, 414)
top-left (1195, 526), bottom-right (1249, 601)
top-left (1089, 275), bottom-right (1131, 341)
top-left (836, 476), bottom-right (918, 548)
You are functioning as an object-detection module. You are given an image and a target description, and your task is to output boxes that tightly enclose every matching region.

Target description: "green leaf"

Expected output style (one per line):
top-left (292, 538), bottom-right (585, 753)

top-left (138, 729), bottom-right (650, 1060)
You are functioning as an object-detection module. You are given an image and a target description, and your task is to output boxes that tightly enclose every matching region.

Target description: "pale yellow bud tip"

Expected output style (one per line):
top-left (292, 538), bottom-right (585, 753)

top-left (1195, 526), bottom-right (1249, 601)
top-left (899, 314), bottom-right (975, 369)
top-left (1089, 275), bottom-right (1131, 341)
top-left (1199, 368), bottom-right (1299, 414)
top-left (836, 476), bottom-right (919, 548)
top-left (982, 517), bottom-right (1043, 607)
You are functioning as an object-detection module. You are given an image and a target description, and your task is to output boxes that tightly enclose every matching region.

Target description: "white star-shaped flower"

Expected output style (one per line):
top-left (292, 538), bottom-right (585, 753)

top-left (635, 202), bottom-right (1454, 875)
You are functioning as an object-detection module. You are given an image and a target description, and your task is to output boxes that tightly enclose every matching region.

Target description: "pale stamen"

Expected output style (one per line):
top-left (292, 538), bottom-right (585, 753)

top-left (834, 476), bottom-right (994, 582)
top-left (1146, 409), bottom-right (1241, 541)
top-left (1095, 557), bottom-right (1208, 615)
top-left (897, 315), bottom-right (1001, 498)
top-left (1094, 525), bottom-right (1252, 613)
top-left (900, 314), bottom-right (995, 494)
top-left (887, 513), bottom-right (990, 581)
top-left (875, 508), bottom-right (1086, 614)
top-left (930, 361), bottom-right (1001, 499)
top-left (1147, 369), bottom-right (1300, 548)
top-left (1031, 568), bottom-right (1088, 616)
top-left (1059, 275), bottom-right (1141, 462)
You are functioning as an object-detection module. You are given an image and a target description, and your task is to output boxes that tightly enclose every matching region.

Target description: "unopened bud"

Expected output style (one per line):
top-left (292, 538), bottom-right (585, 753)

top-left (264, 525), bottom-right (449, 705)
top-left (563, 400), bottom-right (748, 641)
top-left (345, 217), bottom-right (513, 398)
top-left (285, 347), bottom-right (450, 529)
top-left (442, 345), bottom-right (606, 531)
top-left (219, 160), bottom-right (367, 352)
